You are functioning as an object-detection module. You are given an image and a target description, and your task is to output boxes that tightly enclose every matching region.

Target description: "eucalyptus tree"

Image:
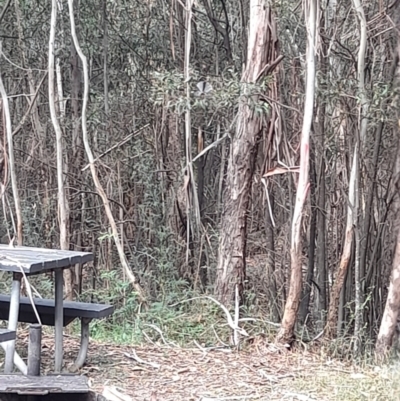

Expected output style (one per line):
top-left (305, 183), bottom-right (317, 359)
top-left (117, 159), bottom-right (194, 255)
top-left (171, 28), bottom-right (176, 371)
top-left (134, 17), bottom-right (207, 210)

top-left (276, 0), bottom-right (316, 345)
top-left (0, 63), bottom-right (22, 246)
top-left (325, 0), bottom-right (369, 344)
top-left (48, 0), bottom-right (72, 298)
top-left (214, 0), bottom-right (281, 305)
top-left (375, 0), bottom-right (400, 359)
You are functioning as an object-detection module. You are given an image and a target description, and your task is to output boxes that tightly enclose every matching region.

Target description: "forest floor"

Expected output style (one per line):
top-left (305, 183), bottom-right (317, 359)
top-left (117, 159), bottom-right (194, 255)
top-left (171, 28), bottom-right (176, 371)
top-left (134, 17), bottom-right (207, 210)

top-left (9, 330), bottom-right (400, 401)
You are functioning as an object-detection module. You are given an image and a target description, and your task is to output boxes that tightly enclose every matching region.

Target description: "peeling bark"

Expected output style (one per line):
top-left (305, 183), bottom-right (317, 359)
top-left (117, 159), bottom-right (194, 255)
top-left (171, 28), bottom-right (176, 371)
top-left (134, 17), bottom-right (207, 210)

top-left (375, 28), bottom-right (400, 356)
top-left (215, 1), bottom-right (280, 306)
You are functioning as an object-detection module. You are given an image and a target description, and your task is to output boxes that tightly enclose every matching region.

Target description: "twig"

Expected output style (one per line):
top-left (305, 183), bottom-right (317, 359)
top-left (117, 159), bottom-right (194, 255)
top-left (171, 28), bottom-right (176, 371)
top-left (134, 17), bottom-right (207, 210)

top-left (19, 269), bottom-right (41, 324)
top-left (143, 323), bottom-right (177, 347)
top-left (124, 349), bottom-right (160, 369)
top-left (0, 42), bottom-right (47, 72)
top-left (0, 0), bottom-right (12, 26)
top-left (102, 386), bottom-right (132, 401)
top-left (233, 284), bottom-right (239, 347)
top-left (142, 330), bottom-right (156, 346)
top-left (238, 317), bottom-right (280, 327)
top-left (193, 339), bottom-right (207, 356)
top-left (261, 178), bottom-right (276, 227)
top-left (200, 395), bottom-right (257, 401)
top-left (170, 296), bottom-right (249, 338)
top-left (184, 115), bottom-right (238, 173)
top-left (282, 393), bottom-right (316, 401)
top-left (255, 54), bottom-right (284, 81)
top-left (81, 124), bottom-right (149, 171)
top-left (12, 72), bottom-right (48, 137)
top-left (193, 340), bottom-right (231, 353)
top-left (190, 132), bottom-right (228, 165)
top-left (211, 324), bottom-right (230, 347)
top-left (312, 330), bottom-right (324, 341)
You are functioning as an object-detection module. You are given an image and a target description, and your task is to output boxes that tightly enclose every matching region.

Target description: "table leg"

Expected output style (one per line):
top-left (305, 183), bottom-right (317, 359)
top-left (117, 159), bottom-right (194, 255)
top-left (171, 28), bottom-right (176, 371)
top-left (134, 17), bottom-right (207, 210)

top-left (71, 317), bottom-right (92, 371)
top-left (54, 269), bottom-right (64, 372)
top-left (4, 272), bottom-right (22, 373)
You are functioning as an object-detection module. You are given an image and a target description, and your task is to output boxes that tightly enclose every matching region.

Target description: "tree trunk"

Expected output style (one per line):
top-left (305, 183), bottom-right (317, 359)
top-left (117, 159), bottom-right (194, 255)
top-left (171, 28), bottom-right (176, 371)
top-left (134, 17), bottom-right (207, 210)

top-left (375, 172), bottom-right (400, 358)
top-left (68, 0), bottom-right (146, 303)
top-left (352, 0), bottom-right (368, 351)
top-left (0, 72), bottom-right (22, 246)
top-left (49, 0), bottom-right (73, 300)
top-left (214, 1), bottom-right (280, 306)
top-left (314, 84), bottom-right (327, 328)
top-left (325, 151), bottom-right (357, 338)
top-left (264, 191), bottom-right (279, 322)
top-left (375, 6), bottom-right (400, 356)
top-left (326, 0), bottom-right (369, 340)
top-left (299, 152), bottom-right (317, 325)
top-left (276, 0), bottom-right (317, 345)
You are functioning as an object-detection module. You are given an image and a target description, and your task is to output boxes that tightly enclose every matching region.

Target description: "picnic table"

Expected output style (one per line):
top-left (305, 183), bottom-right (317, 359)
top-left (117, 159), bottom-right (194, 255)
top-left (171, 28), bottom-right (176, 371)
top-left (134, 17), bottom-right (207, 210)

top-left (0, 244), bottom-right (93, 373)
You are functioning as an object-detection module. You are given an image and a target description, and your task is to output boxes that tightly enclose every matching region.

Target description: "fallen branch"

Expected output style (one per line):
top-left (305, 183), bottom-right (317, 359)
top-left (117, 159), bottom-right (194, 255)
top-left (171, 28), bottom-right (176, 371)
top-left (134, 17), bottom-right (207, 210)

top-left (193, 340), bottom-right (231, 353)
top-left (143, 323), bottom-right (178, 348)
top-left (200, 395), bottom-right (257, 401)
top-left (102, 386), bottom-right (132, 401)
top-left (124, 349), bottom-right (160, 369)
top-left (170, 295), bottom-right (249, 338)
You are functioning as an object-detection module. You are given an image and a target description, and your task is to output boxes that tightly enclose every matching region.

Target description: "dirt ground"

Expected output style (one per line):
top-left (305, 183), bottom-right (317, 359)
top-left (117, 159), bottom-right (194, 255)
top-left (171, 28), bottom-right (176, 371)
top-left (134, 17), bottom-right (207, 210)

top-left (4, 330), bottom-right (400, 401)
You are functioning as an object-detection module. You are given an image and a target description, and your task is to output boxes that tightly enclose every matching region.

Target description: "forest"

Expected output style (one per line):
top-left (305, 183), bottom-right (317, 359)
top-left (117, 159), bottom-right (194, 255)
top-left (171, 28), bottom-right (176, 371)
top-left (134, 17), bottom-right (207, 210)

top-left (1, 0), bottom-right (400, 372)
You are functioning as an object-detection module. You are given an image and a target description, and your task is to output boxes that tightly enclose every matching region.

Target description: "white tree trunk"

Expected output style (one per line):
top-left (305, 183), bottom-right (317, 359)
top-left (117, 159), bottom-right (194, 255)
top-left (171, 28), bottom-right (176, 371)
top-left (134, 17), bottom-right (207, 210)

top-left (0, 72), bottom-right (23, 246)
top-left (48, 0), bottom-right (72, 298)
top-left (376, 135), bottom-right (400, 359)
top-left (326, 0), bottom-right (369, 340)
top-left (352, 0), bottom-right (368, 350)
top-left (375, 22), bottom-right (400, 355)
top-left (276, 0), bottom-right (317, 344)
top-left (67, 0), bottom-right (146, 303)
top-left (183, 0), bottom-right (200, 265)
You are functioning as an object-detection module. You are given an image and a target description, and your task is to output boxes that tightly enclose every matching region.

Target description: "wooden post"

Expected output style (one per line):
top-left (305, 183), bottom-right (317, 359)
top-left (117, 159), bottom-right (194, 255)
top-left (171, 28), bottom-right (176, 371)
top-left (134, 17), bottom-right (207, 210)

top-left (54, 269), bottom-right (64, 372)
top-left (27, 324), bottom-right (42, 376)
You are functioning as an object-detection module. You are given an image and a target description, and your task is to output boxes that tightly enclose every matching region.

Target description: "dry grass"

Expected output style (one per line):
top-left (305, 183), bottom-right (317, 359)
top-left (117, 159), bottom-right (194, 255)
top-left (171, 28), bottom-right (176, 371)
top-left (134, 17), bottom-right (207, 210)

top-left (2, 330), bottom-right (400, 400)
top-left (283, 361), bottom-right (400, 401)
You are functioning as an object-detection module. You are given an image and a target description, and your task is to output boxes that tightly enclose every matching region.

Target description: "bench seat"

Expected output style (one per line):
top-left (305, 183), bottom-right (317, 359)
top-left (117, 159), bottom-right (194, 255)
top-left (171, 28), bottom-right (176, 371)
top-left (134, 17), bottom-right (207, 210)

top-left (0, 329), bottom-right (16, 343)
top-left (0, 294), bottom-right (114, 327)
top-left (0, 374), bottom-right (89, 394)
top-left (0, 294), bottom-right (114, 371)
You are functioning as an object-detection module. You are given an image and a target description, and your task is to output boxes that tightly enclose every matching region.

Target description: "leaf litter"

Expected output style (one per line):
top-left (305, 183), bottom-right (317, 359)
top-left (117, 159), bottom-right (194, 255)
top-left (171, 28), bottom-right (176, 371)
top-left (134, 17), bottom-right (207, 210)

top-left (5, 329), bottom-right (400, 401)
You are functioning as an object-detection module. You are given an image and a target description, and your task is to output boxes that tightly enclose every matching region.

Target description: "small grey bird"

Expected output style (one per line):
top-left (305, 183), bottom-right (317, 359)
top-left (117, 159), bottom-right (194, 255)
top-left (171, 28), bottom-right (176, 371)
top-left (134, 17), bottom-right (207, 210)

top-left (195, 81), bottom-right (213, 96)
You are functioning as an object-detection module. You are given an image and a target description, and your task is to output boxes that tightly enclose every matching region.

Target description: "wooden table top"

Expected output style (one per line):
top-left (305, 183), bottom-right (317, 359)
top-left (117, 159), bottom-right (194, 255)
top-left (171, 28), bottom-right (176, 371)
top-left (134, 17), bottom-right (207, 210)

top-left (0, 245), bottom-right (93, 275)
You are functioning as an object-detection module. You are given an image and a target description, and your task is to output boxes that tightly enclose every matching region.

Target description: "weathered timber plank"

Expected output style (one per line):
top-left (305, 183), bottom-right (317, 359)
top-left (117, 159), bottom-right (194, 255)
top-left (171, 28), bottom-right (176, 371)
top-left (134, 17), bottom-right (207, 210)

top-left (0, 375), bottom-right (89, 394)
top-left (0, 329), bottom-right (16, 343)
top-left (0, 390), bottom-right (104, 401)
top-left (0, 245), bottom-right (93, 274)
top-left (0, 295), bottom-right (114, 326)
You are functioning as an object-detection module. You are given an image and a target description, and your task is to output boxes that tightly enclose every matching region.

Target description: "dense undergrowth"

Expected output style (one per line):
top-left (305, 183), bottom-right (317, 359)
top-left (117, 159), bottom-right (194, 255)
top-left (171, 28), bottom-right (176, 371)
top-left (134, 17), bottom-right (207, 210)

top-left (0, 259), bottom-right (398, 368)
top-left (84, 290), bottom-right (279, 347)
